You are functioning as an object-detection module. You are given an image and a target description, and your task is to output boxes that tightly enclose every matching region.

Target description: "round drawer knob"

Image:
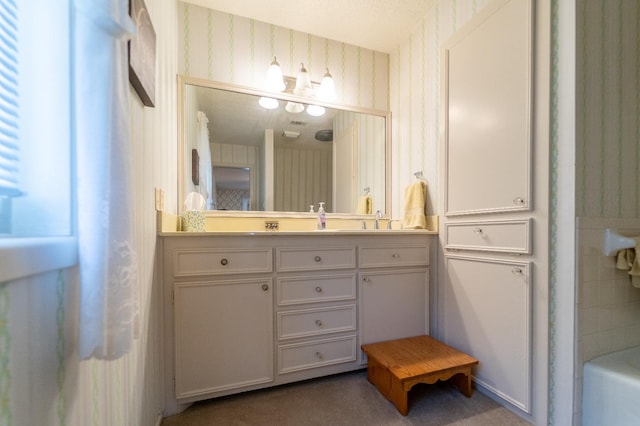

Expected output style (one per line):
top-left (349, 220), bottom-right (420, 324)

top-left (261, 284), bottom-right (269, 291)
top-left (512, 268), bottom-right (523, 275)
top-left (473, 227), bottom-right (483, 234)
top-left (315, 320), bottom-right (323, 327)
top-left (315, 286), bottom-right (322, 293)
top-left (220, 258), bottom-right (228, 266)
top-left (363, 277), bottom-right (370, 283)
top-left (315, 351), bottom-right (323, 360)
top-left (314, 255), bottom-right (322, 262)
top-left (392, 253), bottom-right (400, 258)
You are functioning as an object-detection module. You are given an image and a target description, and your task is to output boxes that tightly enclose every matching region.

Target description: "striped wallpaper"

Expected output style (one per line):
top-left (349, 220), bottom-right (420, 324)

top-left (177, 3), bottom-right (390, 112)
top-left (573, 1), bottom-right (640, 424)
top-left (577, 0), bottom-right (640, 219)
top-left (389, 0), bottom-right (492, 217)
top-left (0, 0), bottom-right (177, 424)
top-left (7, 0), bottom-right (634, 424)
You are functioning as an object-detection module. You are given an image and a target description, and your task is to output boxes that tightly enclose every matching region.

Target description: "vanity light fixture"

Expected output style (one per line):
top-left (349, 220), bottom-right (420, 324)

top-left (260, 60), bottom-right (336, 116)
top-left (306, 105), bottom-right (326, 117)
top-left (258, 97), bottom-right (279, 109)
top-left (265, 57), bottom-right (286, 92)
top-left (293, 63), bottom-right (313, 97)
top-left (285, 101), bottom-right (305, 113)
top-left (317, 68), bottom-right (336, 102)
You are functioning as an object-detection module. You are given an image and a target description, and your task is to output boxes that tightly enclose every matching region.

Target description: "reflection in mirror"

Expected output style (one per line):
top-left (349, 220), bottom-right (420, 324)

top-left (213, 166), bottom-right (251, 211)
top-left (179, 76), bottom-right (390, 215)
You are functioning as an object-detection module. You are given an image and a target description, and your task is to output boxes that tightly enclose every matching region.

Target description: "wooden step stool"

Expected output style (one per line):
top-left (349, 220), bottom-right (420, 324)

top-left (361, 335), bottom-right (479, 416)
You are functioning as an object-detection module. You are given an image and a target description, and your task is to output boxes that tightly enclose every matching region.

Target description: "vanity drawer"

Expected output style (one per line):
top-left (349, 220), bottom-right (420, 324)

top-left (277, 247), bottom-right (356, 272)
top-left (359, 245), bottom-right (429, 268)
top-left (172, 247), bottom-right (273, 277)
top-left (277, 273), bottom-right (356, 306)
top-left (445, 219), bottom-right (531, 254)
top-left (278, 335), bottom-right (357, 374)
top-left (277, 305), bottom-right (356, 340)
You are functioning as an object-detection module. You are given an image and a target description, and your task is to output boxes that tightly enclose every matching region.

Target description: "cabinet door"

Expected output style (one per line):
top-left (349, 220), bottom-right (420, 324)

top-left (360, 268), bottom-right (429, 346)
top-left (442, 255), bottom-right (531, 412)
top-left (174, 278), bottom-right (273, 400)
top-left (443, 0), bottom-right (533, 215)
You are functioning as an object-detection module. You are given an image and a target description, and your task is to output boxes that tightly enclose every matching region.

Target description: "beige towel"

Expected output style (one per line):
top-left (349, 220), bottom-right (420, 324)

top-left (356, 195), bottom-right (372, 214)
top-left (402, 181), bottom-right (427, 229)
top-left (615, 236), bottom-right (640, 288)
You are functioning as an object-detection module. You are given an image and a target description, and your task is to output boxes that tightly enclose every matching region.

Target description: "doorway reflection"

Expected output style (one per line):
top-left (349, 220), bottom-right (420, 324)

top-left (213, 166), bottom-right (251, 210)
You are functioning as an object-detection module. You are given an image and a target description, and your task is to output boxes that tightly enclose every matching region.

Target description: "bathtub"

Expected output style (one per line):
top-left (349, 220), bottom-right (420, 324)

top-left (583, 346), bottom-right (640, 426)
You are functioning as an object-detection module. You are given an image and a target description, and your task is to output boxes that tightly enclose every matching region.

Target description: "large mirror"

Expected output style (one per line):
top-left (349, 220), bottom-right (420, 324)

top-left (178, 75), bottom-right (390, 216)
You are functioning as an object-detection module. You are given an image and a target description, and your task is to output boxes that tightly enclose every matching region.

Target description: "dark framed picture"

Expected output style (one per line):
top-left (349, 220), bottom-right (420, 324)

top-left (129, 0), bottom-right (156, 107)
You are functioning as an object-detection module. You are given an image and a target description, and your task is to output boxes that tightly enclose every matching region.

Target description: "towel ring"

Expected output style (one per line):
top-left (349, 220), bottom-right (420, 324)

top-left (414, 171), bottom-right (426, 181)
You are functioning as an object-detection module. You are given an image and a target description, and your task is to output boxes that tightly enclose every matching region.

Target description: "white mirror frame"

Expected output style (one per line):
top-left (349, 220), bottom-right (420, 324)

top-left (177, 75), bottom-right (392, 218)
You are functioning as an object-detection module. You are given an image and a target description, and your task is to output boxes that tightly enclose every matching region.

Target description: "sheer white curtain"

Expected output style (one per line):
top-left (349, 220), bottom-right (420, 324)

top-left (74, 0), bottom-right (138, 360)
top-left (197, 111), bottom-right (215, 209)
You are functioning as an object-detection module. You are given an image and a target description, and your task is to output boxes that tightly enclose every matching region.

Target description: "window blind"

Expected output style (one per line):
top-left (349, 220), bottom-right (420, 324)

top-left (0, 0), bottom-right (21, 197)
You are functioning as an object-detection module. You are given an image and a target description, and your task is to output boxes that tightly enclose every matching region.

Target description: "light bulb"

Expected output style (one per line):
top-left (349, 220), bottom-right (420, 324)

top-left (285, 102), bottom-right (305, 113)
top-left (265, 57), bottom-right (285, 92)
top-left (306, 105), bottom-right (326, 117)
top-left (294, 63), bottom-right (313, 97)
top-left (258, 97), bottom-right (279, 109)
top-left (317, 68), bottom-right (336, 102)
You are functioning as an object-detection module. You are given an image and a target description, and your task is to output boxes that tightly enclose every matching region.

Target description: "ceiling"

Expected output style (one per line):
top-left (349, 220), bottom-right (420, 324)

top-left (183, 0), bottom-right (432, 53)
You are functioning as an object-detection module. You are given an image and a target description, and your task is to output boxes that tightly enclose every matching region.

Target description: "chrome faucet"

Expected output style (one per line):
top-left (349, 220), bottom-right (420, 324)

top-left (374, 210), bottom-right (383, 229)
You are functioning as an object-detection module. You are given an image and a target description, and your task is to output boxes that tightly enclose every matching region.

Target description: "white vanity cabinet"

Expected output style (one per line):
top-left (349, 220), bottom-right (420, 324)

top-left (359, 244), bottom-right (430, 351)
top-left (439, 0), bottom-right (547, 420)
top-left (275, 245), bottom-right (358, 380)
top-left (442, 255), bottom-right (531, 412)
top-left (174, 277), bottom-right (274, 400)
top-left (160, 231), bottom-right (434, 415)
top-left (164, 239), bottom-right (275, 403)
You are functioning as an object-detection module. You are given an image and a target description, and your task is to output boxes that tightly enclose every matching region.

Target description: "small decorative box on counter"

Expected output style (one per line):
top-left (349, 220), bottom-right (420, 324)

top-left (181, 192), bottom-right (206, 232)
top-left (181, 210), bottom-right (205, 232)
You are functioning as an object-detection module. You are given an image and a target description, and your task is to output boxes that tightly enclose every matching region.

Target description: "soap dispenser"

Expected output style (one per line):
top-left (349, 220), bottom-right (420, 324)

top-left (317, 202), bottom-right (326, 230)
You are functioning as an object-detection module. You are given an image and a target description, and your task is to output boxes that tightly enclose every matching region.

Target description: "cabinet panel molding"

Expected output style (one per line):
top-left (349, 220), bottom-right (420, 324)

top-left (359, 244), bottom-right (429, 268)
top-left (174, 278), bottom-right (274, 399)
top-left (173, 247), bottom-right (273, 276)
top-left (443, 0), bottom-right (533, 216)
top-left (442, 255), bottom-right (531, 412)
top-left (444, 219), bottom-right (532, 254)
top-left (277, 246), bottom-right (356, 272)
top-left (278, 335), bottom-right (357, 374)
top-left (277, 304), bottom-right (357, 340)
top-left (360, 268), bottom-right (429, 347)
top-left (277, 273), bottom-right (357, 306)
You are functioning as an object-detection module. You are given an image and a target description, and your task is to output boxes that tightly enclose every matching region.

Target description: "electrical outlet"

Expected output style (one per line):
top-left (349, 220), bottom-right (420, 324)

top-left (155, 188), bottom-right (164, 211)
top-left (265, 220), bottom-right (279, 231)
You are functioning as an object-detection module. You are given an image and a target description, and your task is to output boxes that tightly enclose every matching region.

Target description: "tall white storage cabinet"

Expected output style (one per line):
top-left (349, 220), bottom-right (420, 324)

top-left (439, 0), bottom-right (549, 423)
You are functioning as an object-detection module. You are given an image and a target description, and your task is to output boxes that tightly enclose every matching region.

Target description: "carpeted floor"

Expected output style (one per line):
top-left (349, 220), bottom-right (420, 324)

top-left (161, 370), bottom-right (531, 425)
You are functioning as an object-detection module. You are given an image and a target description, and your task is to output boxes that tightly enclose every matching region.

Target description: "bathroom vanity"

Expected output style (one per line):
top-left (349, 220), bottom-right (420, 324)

top-left (159, 229), bottom-right (435, 414)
